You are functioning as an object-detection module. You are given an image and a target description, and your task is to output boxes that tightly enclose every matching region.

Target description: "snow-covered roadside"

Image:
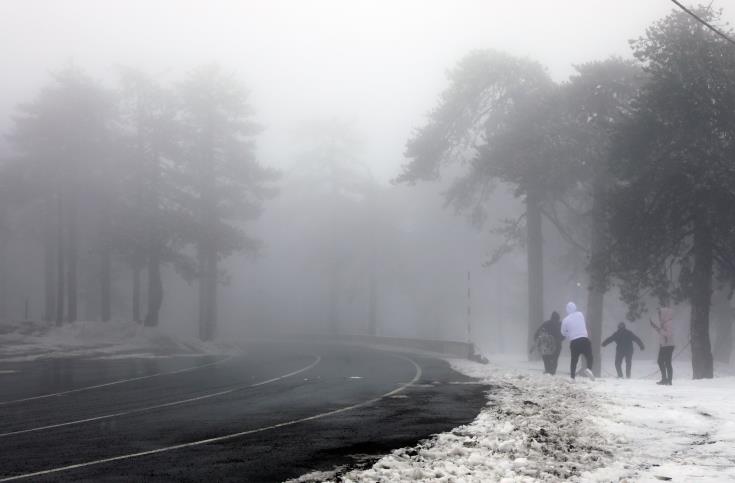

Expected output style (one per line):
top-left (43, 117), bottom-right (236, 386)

top-left (585, 367), bottom-right (735, 482)
top-left (472, 356), bottom-right (735, 482)
top-left (0, 320), bottom-right (238, 361)
top-left (331, 358), bottom-right (611, 482)
top-left (320, 354), bottom-right (735, 482)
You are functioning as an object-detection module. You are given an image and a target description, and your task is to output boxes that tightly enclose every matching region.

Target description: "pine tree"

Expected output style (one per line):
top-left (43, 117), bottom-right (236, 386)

top-left (178, 65), bottom-right (279, 340)
top-left (117, 68), bottom-right (187, 326)
top-left (551, 58), bottom-right (644, 375)
top-left (289, 119), bottom-right (370, 334)
top-left (397, 50), bottom-right (566, 352)
top-left (607, 8), bottom-right (735, 378)
top-left (11, 65), bottom-right (114, 324)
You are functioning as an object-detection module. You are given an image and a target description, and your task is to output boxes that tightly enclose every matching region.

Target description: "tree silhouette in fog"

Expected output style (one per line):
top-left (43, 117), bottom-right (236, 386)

top-left (177, 65), bottom-right (279, 340)
top-left (398, 50), bottom-right (566, 353)
top-left (11, 65), bottom-right (115, 325)
top-left (606, 7), bottom-right (735, 379)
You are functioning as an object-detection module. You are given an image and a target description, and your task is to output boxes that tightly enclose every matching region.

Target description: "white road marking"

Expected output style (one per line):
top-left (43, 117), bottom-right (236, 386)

top-left (0, 370), bottom-right (17, 375)
top-left (0, 355), bottom-right (236, 406)
top-left (0, 355), bottom-right (421, 482)
top-left (0, 355), bottom-right (322, 438)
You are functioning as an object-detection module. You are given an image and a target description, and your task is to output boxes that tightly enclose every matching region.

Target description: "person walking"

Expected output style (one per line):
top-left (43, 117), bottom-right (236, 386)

top-left (561, 302), bottom-right (594, 380)
top-left (533, 311), bottom-right (564, 375)
top-left (650, 307), bottom-right (675, 385)
top-left (602, 322), bottom-right (645, 378)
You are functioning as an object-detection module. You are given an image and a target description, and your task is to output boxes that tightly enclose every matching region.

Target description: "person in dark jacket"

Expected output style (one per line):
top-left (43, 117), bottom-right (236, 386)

top-left (534, 311), bottom-right (564, 375)
top-left (602, 322), bottom-right (645, 378)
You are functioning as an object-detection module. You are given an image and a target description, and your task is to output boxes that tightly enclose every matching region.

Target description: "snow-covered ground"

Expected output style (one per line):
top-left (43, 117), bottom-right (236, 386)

top-left (320, 353), bottom-right (735, 482)
top-left (587, 365), bottom-right (735, 482)
top-left (0, 320), bottom-right (237, 361)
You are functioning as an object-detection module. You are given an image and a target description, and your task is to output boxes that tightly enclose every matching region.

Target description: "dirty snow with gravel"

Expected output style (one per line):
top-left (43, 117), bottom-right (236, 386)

top-left (307, 353), bottom-right (735, 482)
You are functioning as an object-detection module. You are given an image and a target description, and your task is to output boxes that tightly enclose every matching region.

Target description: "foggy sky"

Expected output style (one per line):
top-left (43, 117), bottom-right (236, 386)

top-left (1, 0), bottom-right (727, 182)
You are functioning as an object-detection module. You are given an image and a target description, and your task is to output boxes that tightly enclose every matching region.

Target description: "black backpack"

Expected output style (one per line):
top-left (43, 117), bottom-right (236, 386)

top-left (537, 330), bottom-right (556, 356)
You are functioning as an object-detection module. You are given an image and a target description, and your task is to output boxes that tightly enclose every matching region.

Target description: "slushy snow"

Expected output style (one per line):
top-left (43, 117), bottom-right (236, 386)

top-left (304, 354), bottom-right (735, 482)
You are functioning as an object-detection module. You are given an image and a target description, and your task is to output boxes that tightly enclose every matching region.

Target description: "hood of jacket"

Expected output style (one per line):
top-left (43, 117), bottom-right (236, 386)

top-left (566, 302), bottom-right (577, 315)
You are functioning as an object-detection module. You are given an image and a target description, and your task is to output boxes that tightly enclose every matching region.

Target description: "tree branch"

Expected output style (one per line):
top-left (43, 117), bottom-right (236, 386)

top-left (540, 204), bottom-right (589, 254)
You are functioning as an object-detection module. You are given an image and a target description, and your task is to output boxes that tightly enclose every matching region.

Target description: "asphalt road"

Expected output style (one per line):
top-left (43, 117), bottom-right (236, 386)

top-left (0, 341), bottom-right (490, 482)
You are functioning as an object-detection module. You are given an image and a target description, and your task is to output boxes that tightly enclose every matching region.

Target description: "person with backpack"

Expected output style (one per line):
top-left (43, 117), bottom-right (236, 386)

top-left (533, 311), bottom-right (564, 375)
top-left (561, 301), bottom-right (594, 380)
top-left (602, 322), bottom-right (645, 378)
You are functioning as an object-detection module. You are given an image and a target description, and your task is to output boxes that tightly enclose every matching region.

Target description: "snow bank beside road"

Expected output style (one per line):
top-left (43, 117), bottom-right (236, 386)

top-left (337, 359), bottom-right (611, 482)
top-left (0, 320), bottom-right (237, 361)
top-left (330, 354), bottom-right (735, 482)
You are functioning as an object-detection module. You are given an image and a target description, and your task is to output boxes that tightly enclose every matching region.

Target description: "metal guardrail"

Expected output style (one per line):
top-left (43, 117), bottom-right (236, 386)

top-left (333, 333), bottom-right (478, 360)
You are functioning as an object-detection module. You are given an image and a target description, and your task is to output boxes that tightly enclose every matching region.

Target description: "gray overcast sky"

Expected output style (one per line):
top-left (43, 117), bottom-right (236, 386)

top-left (1, 0), bottom-right (732, 181)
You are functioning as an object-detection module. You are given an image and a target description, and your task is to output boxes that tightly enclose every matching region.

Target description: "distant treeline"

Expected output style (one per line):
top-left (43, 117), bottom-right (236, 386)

top-left (1, 64), bottom-right (279, 340)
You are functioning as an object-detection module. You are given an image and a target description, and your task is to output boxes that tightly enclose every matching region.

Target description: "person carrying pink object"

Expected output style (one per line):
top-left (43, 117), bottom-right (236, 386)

top-left (650, 307), bottom-right (675, 385)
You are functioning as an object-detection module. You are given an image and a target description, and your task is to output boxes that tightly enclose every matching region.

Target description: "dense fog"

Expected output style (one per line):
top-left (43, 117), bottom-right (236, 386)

top-left (1, 0), bottom-right (734, 376)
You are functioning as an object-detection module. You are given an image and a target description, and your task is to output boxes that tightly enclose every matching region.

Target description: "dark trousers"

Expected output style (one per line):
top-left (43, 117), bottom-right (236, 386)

top-left (570, 337), bottom-right (593, 378)
top-left (542, 350), bottom-right (560, 375)
top-left (657, 345), bottom-right (674, 383)
top-left (615, 350), bottom-right (633, 378)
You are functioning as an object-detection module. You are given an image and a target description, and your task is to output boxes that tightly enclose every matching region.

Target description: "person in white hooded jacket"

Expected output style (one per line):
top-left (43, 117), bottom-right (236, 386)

top-left (561, 302), bottom-right (594, 380)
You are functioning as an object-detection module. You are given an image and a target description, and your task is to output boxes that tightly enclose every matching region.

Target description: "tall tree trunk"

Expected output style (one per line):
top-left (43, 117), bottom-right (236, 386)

top-left (585, 182), bottom-right (607, 377)
top-left (99, 221), bottom-right (111, 322)
top-left (585, 286), bottom-right (604, 377)
top-left (143, 143), bottom-right (164, 328)
top-left (328, 264), bottom-right (339, 334)
top-left (495, 274), bottom-right (504, 353)
top-left (690, 216), bottom-right (714, 379)
top-left (0, 204), bottom-right (8, 321)
top-left (197, 116), bottom-right (217, 342)
top-left (144, 245), bottom-right (163, 327)
top-left (526, 190), bottom-right (544, 359)
top-left (66, 192), bottom-right (78, 323)
top-left (132, 265), bottom-right (141, 323)
top-left (43, 198), bottom-right (57, 322)
top-left (328, 158), bottom-right (340, 335)
top-left (711, 290), bottom-right (732, 364)
top-left (0, 239), bottom-right (6, 322)
top-left (207, 248), bottom-right (217, 340)
top-left (44, 241), bottom-right (56, 321)
top-left (368, 268), bottom-right (377, 336)
top-left (197, 242), bottom-right (217, 341)
top-left (197, 245), bottom-right (208, 339)
top-left (98, 191), bottom-right (112, 322)
top-left (367, 198), bottom-right (378, 337)
top-left (133, 96), bottom-right (145, 326)
top-left (55, 193), bottom-right (65, 326)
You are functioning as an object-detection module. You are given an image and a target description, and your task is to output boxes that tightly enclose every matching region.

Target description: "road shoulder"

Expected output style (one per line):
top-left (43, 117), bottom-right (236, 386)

top-left (332, 357), bottom-right (611, 482)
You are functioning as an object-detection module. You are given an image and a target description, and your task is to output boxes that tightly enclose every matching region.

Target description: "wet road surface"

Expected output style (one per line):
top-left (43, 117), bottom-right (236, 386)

top-left (0, 342), bottom-right (490, 482)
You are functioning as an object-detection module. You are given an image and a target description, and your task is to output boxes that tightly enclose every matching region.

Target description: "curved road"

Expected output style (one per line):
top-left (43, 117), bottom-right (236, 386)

top-left (0, 342), bottom-right (489, 482)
